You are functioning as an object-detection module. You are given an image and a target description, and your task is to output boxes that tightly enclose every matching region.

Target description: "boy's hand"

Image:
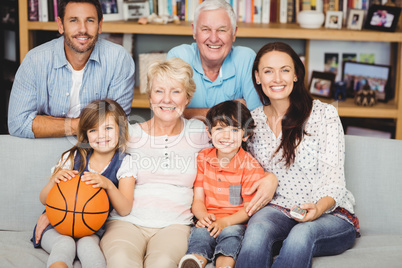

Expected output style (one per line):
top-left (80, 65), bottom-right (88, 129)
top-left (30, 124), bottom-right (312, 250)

top-left (196, 213), bottom-right (216, 228)
top-left (51, 169), bottom-right (78, 183)
top-left (207, 218), bottom-right (229, 238)
top-left (81, 172), bottom-right (111, 189)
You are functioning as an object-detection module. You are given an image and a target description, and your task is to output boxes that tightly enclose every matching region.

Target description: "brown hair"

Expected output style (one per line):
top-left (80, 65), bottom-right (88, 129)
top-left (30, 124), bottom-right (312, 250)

top-left (58, 0), bottom-right (103, 22)
top-left (54, 99), bottom-right (128, 174)
top-left (206, 100), bottom-right (256, 151)
top-left (252, 42), bottom-right (313, 167)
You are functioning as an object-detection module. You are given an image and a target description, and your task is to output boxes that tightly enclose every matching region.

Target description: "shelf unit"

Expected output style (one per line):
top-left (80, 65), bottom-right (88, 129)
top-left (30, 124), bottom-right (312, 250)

top-left (18, 0), bottom-right (402, 139)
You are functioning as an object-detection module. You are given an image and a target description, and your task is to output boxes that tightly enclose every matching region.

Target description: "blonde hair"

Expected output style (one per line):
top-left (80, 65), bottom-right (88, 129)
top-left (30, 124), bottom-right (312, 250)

top-left (54, 99), bottom-right (129, 174)
top-left (146, 57), bottom-right (196, 101)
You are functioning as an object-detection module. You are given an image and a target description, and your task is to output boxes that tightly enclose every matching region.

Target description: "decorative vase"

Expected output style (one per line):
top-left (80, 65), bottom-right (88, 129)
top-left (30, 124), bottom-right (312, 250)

top-left (297, 11), bottom-right (325, 29)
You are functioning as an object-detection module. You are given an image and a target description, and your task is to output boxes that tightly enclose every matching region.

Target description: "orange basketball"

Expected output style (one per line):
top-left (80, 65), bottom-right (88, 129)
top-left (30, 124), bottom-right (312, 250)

top-left (46, 174), bottom-right (110, 238)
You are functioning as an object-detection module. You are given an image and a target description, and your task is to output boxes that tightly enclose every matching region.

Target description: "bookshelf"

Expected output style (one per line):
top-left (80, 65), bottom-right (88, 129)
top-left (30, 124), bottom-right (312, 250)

top-left (18, 0), bottom-right (402, 139)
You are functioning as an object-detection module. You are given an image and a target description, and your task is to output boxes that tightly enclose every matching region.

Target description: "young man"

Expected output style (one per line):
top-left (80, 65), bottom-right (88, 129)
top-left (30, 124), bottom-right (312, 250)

top-left (179, 101), bottom-right (265, 268)
top-left (8, 0), bottom-right (135, 138)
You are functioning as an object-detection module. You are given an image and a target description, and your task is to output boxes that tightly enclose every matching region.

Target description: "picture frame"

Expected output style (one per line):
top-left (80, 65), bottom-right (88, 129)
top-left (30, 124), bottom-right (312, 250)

top-left (309, 71), bottom-right (336, 98)
top-left (100, 0), bottom-right (124, 21)
top-left (342, 61), bottom-right (392, 101)
top-left (325, 11), bottom-right (343, 29)
top-left (123, 0), bottom-right (150, 21)
top-left (363, 4), bottom-right (402, 32)
top-left (347, 9), bottom-right (365, 30)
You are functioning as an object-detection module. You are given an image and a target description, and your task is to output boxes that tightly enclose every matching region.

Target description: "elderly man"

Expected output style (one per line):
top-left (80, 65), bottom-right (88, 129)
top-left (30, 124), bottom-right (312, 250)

top-left (167, 0), bottom-right (261, 118)
top-left (8, 0), bottom-right (135, 138)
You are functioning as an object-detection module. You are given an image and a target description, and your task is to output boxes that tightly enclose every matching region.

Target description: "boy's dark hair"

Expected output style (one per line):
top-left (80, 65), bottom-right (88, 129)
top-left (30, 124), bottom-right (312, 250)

top-left (58, 0), bottom-right (103, 22)
top-left (206, 100), bottom-right (256, 150)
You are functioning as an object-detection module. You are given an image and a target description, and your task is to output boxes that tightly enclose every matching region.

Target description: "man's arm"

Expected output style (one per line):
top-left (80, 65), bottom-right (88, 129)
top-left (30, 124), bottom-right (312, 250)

top-left (8, 56), bottom-right (39, 138)
top-left (32, 115), bottom-right (79, 138)
top-left (183, 108), bottom-right (209, 122)
top-left (108, 48), bottom-right (135, 116)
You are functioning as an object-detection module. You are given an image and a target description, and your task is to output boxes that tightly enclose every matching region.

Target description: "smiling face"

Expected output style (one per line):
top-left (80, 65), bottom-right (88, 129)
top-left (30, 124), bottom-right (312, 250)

top-left (208, 123), bottom-right (248, 160)
top-left (87, 115), bottom-right (119, 155)
top-left (254, 51), bottom-right (297, 104)
top-left (149, 77), bottom-right (189, 123)
top-left (193, 9), bottom-right (236, 67)
top-left (57, 2), bottom-right (102, 57)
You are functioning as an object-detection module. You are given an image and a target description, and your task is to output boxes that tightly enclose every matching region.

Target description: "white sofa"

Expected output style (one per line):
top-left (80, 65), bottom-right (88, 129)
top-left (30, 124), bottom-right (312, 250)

top-left (0, 134), bottom-right (401, 267)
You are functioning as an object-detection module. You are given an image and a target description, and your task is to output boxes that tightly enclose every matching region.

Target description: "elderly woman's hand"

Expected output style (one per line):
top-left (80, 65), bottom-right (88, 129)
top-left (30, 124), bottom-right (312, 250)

top-left (245, 172), bottom-right (278, 216)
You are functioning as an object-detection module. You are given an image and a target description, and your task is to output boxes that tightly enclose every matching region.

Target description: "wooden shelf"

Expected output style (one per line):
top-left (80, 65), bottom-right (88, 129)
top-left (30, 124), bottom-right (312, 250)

top-left (17, 0), bottom-right (402, 139)
top-left (131, 88), bottom-right (149, 109)
top-left (318, 98), bottom-right (398, 119)
top-left (25, 20), bottom-right (402, 42)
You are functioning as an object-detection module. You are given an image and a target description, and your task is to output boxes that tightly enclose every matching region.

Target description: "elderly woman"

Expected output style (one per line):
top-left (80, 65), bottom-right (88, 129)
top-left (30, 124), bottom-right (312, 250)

top-left (99, 58), bottom-right (210, 268)
top-left (167, 0), bottom-right (262, 118)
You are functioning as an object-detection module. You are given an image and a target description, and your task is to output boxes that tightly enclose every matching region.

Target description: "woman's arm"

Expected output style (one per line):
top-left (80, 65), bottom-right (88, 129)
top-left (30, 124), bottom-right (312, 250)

top-left (293, 196), bottom-right (336, 222)
top-left (244, 172), bottom-right (278, 216)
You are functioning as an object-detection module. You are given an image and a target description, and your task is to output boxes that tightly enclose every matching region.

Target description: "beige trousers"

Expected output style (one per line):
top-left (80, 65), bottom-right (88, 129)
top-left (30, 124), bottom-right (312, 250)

top-left (100, 220), bottom-right (191, 268)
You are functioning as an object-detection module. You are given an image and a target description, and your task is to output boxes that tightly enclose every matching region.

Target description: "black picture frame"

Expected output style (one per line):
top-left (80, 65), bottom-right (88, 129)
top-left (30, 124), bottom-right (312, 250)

top-left (363, 4), bottom-right (402, 32)
top-left (309, 71), bottom-right (336, 98)
top-left (342, 61), bottom-right (391, 102)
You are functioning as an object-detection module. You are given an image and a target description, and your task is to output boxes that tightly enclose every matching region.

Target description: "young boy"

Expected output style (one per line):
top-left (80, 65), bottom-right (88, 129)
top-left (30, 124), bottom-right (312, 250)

top-left (178, 100), bottom-right (266, 268)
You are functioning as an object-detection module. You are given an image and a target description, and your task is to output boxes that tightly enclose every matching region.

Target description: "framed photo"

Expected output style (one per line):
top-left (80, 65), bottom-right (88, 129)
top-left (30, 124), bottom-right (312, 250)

top-left (309, 71), bottom-right (336, 98)
top-left (325, 11), bottom-right (343, 29)
top-left (342, 61), bottom-right (391, 101)
top-left (123, 0), bottom-right (150, 21)
top-left (100, 0), bottom-right (124, 21)
top-left (347, 9), bottom-right (365, 30)
top-left (363, 4), bottom-right (402, 32)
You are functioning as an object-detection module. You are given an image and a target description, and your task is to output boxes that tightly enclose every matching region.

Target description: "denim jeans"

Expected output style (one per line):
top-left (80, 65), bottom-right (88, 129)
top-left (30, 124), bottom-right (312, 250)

top-left (186, 224), bottom-right (246, 264)
top-left (236, 206), bottom-right (356, 268)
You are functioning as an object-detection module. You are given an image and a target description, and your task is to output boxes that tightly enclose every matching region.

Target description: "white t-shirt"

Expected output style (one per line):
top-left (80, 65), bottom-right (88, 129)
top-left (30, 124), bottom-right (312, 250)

top-left (109, 118), bottom-right (210, 228)
top-left (66, 63), bottom-right (85, 118)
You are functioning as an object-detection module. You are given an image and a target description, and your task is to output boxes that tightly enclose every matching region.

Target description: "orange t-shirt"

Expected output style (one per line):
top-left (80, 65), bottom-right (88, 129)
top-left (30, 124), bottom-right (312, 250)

top-left (194, 147), bottom-right (265, 219)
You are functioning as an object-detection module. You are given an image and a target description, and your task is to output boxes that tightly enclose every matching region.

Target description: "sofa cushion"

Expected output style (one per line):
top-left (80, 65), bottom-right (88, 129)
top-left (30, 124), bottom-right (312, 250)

top-left (0, 230), bottom-right (81, 268)
top-left (312, 235), bottom-right (402, 267)
top-left (344, 135), bottom-right (402, 236)
top-left (0, 136), bottom-right (73, 231)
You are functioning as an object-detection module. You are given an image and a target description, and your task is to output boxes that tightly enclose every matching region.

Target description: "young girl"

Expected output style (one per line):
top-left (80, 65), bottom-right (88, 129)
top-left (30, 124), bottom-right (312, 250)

top-left (33, 99), bottom-right (135, 268)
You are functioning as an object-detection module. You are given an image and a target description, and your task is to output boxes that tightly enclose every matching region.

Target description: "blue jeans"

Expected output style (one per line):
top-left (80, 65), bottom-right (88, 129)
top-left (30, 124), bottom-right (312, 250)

top-left (186, 224), bottom-right (246, 264)
top-left (236, 206), bottom-right (356, 268)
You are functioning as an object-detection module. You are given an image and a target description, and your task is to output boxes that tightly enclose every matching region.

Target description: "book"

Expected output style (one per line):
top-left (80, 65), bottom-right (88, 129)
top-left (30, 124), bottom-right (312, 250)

top-left (287, 0), bottom-right (294, 23)
top-left (262, 0), bottom-right (271, 23)
top-left (53, 0), bottom-right (58, 19)
top-left (39, 0), bottom-right (48, 22)
top-left (279, 0), bottom-right (287, 23)
top-left (238, 0), bottom-right (245, 22)
top-left (254, 0), bottom-right (262, 23)
top-left (47, 0), bottom-right (54, 21)
top-left (302, 0), bottom-right (311, 10)
top-left (270, 0), bottom-right (278, 22)
top-left (28, 0), bottom-right (39, 21)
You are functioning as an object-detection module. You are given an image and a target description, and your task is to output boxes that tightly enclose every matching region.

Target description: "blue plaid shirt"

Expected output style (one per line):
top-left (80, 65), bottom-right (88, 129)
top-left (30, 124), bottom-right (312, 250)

top-left (8, 36), bottom-right (135, 138)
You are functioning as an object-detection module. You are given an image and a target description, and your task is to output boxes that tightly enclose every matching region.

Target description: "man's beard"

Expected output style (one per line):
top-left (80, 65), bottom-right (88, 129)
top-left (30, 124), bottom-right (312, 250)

top-left (64, 32), bottom-right (98, 54)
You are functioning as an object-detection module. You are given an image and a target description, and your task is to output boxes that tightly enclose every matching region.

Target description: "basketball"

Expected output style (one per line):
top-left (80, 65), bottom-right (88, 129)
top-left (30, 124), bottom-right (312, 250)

top-left (46, 174), bottom-right (110, 238)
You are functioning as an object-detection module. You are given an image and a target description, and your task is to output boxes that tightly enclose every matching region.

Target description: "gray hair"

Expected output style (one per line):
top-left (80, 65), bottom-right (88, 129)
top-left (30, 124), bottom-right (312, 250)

top-left (193, 0), bottom-right (237, 36)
